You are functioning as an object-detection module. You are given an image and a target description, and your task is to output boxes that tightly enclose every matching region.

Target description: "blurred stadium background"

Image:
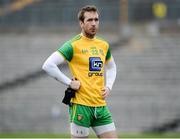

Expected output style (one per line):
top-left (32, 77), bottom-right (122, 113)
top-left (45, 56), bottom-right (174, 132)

top-left (0, 0), bottom-right (180, 137)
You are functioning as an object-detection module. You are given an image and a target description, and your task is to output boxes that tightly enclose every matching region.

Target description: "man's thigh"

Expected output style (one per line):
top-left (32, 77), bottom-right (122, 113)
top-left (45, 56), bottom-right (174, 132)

top-left (69, 104), bottom-right (117, 137)
top-left (69, 104), bottom-right (92, 127)
top-left (70, 122), bottom-right (89, 138)
top-left (71, 122), bottom-right (117, 138)
top-left (92, 106), bottom-right (117, 137)
top-left (92, 106), bottom-right (113, 127)
top-left (92, 122), bottom-right (117, 137)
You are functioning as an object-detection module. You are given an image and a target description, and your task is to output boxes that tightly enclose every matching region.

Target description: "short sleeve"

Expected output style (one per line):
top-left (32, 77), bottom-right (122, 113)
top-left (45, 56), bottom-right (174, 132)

top-left (58, 41), bottom-right (73, 62)
top-left (106, 47), bottom-right (112, 61)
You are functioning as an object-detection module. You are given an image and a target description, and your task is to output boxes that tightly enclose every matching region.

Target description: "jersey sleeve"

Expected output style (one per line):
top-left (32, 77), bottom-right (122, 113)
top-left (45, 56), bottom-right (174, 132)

top-left (57, 41), bottom-right (73, 62)
top-left (106, 46), bottom-right (112, 61)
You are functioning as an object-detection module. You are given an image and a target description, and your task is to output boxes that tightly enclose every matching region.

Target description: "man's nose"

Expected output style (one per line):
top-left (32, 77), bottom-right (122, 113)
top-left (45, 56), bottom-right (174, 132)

top-left (91, 20), bottom-right (96, 26)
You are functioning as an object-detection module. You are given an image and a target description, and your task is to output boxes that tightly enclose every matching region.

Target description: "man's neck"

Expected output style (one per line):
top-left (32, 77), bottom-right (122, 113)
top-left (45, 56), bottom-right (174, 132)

top-left (81, 32), bottom-right (95, 39)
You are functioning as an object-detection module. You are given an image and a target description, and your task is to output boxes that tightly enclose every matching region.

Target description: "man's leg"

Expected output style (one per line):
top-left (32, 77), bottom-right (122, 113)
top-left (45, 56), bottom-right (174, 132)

top-left (97, 130), bottom-right (118, 138)
top-left (70, 122), bottom-right (89, 138)
top-left (69, 104), bottom-right (92, 138)
top-left (92, 123), bottom-right (118, 138)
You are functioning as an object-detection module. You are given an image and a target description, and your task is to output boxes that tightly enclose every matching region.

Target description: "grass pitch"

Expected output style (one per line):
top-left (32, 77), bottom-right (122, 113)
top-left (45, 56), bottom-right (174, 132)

top-left (0, 132), bottom-right (180, 138)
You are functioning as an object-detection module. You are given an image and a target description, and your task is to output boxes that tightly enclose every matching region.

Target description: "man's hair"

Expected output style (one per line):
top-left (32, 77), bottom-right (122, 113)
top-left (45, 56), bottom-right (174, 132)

top-left (78, 5), bottom-right (99, 22)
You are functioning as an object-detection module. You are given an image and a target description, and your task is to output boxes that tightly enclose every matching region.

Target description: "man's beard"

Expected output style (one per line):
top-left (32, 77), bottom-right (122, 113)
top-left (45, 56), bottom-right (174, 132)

top-left (84, 29), bottom-right (96, 39)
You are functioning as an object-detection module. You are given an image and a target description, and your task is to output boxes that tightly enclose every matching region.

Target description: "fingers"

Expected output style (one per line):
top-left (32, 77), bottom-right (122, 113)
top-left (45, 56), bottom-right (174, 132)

top-left (70, 79), bottom-right (80, 90)
top-left (101, 87), bottom-right (110, 99)
top-left (102, 92), bottom-right (107, 99)
top-left (72, 77), bottom-right (77, 81)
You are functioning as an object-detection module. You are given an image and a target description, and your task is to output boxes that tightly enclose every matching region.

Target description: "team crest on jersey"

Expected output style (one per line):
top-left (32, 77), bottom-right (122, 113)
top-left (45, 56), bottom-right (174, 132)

top-left (90, 47), bottom-right (99, 55)
top-left (77, 114), bottom-right (83, 121)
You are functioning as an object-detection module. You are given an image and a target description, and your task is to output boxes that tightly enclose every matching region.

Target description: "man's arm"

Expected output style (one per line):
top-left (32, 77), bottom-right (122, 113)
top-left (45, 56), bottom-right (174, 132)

top-left (102, 56), bottom-right (117, 99)
top-left (105, 56), bottom-right (117, 90)
top-left (42, 51), bottom-right (80, 90)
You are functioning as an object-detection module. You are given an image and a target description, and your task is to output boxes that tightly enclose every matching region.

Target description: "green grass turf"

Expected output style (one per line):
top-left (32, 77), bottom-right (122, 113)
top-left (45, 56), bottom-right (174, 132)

top-left (0, 133), bottom-right (180, 138)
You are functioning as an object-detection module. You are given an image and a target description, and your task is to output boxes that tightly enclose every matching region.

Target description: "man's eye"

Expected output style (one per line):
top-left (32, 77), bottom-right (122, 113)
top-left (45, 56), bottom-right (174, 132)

top-left (88, 19), bottom-right (93, 21)
top-left (95, 18), bottom-right (99, 21)
top-left (87, 18), bottom-right (99, 22)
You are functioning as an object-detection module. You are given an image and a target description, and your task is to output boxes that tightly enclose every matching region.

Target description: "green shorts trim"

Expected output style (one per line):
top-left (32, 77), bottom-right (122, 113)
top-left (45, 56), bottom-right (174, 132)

top-left (69, 103), bottom-right (113, 128)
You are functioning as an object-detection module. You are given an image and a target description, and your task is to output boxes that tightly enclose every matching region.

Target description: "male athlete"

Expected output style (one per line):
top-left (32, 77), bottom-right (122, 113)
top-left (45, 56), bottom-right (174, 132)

top-left (42, 5), bottom-right (117, 138)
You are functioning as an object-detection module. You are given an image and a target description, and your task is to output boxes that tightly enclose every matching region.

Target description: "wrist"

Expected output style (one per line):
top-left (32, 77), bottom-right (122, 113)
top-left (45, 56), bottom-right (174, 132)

top-left (106, 86), bottom-right (111, 91)
top-left (67, 79), bottom-right (72, 87)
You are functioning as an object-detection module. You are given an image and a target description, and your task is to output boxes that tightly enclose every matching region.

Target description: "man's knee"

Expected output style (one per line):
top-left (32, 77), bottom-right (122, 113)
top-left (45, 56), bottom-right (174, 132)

top-left (98, 130), bottom-right (118, 138)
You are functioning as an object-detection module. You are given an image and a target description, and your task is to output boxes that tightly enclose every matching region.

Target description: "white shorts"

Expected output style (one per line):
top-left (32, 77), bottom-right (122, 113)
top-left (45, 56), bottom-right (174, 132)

top-left (70, 122), bottom-right (116, 137)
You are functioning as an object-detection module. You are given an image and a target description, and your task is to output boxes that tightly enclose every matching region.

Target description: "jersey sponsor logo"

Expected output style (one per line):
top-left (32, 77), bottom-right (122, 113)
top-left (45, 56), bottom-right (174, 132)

top-left (88, 57), bottom-right (103, 77)
top-left (89, 57), bottom-right (103, 71)
top-left (88, 72), bottom-right (103, 77)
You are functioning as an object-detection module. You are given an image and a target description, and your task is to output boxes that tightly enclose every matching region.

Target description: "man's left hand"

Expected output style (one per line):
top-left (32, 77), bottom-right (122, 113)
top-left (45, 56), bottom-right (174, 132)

top-left (101, 87), bottom-right (110, 99)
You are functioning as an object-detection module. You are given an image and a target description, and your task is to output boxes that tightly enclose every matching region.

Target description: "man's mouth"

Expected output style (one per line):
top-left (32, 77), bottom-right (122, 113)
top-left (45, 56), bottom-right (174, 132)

top-left (90, 28), bottom-right (96, 32)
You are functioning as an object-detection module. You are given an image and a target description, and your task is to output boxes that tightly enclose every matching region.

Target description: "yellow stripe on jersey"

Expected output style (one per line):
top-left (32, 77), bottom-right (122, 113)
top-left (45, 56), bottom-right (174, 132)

top-left (58, 34), bottom-right (112, 106)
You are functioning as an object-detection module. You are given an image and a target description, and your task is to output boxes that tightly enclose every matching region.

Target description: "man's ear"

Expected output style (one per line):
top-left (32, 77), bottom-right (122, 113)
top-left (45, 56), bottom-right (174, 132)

top-left (79, 21), bottom-right (83, 28)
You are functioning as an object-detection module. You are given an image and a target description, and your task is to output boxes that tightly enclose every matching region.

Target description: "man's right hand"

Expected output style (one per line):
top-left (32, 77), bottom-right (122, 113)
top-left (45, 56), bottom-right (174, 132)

top-left (70, 78), bottom-right (81, 90)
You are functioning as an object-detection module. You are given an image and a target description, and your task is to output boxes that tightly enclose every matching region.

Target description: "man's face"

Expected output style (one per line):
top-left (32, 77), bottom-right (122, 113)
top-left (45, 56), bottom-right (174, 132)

top-left (80, 11), bottom-right (99, 38)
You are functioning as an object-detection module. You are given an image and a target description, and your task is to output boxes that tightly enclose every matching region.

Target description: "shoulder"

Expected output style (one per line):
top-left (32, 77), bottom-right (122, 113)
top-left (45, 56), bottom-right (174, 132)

top-left (95, 36), bottom-right (110, 48)
top-left (58, 34), bottom-right (82, 51)
top-left (66, 34), bottom-right (82, 45)
top-left (57, 34), bottom-right (81, 61)
top-left (61, 34), bottom-right (82, 46)
top-left (95, 36), bottom-right (112, 61)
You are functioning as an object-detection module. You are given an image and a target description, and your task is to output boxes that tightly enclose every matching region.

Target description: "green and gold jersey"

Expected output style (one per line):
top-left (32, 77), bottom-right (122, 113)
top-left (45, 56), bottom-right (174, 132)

top-left (58, 34), bottom-right (111, 106)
